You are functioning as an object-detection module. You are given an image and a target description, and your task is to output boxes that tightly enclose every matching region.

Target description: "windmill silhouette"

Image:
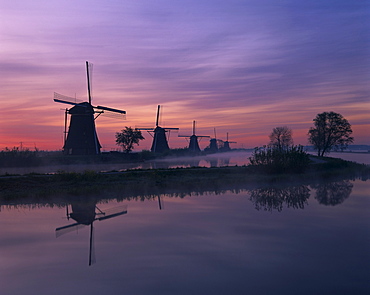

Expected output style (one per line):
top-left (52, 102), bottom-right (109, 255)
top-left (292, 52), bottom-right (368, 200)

top-left (220, 132), bottom-right (237, 152)
top-left (56, 201), bottom-right (128, 266)
top-left (205, 128), bottom-right (223, 153)
top-left (139, 105), bottom-right (179, 153)
top-left (53, 61), bottom-right (126, 155)
top-left (178, 121), bottom-right (210, 152)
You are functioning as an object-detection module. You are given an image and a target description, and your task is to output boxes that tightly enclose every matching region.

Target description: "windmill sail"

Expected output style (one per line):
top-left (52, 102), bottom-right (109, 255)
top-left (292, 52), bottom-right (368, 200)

top-left (55, 223), bottom-right (87, 238)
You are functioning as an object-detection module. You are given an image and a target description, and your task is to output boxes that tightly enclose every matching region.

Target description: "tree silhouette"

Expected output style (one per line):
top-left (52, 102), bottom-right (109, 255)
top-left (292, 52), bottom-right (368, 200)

top-left (115, 127), bottom-right (145, 153)
top-left (269, 126), bottom-right (293, 150)
top-left (308, 112), bottom-right (353, 156)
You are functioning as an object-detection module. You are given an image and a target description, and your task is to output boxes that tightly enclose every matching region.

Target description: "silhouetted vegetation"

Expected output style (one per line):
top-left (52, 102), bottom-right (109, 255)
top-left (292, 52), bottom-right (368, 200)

top-left (115, 127), bottom-right (145, 153)
top-left (308, 111), bottom-right (354, 156)
top-left (0, 147), bottom-right (41, 167)
top-left (269, 126), bottom-right (293, 150)
top-left (248, 145), bottom-right (310, 174)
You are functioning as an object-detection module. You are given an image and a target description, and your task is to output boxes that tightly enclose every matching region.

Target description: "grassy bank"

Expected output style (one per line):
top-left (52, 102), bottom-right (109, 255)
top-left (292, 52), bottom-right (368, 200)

top-left (0, 156), bottom-right (368, 202)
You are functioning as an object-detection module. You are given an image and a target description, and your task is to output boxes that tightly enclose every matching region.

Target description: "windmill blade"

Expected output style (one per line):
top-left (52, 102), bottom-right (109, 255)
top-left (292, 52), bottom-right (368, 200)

top-left (164, 128), bottom-right (179, 131)
top-left (86, 61), bottom-right (93, 104)
top-left (54, 98), bottom-right (78, 106)
top-left (100, 112), bottom-right (126, 120)
top-left (55, 222), bottom-right (88, 237)
top-left (155, 105), bottom-right (161, 127)
top-left (97, 205), bottom-right (128, 221)
top-left (178, 135), bottom-right (192, 137)
top-left (53, 92), bottom-right (81, 105)
top-left (89, 223), bottom-right (96, 266)
top-left (95, 105), bottom-right (126, 114)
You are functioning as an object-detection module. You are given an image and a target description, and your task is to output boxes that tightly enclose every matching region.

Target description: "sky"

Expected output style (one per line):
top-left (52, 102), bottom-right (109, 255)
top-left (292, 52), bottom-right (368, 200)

top-left (0, 0), bottom-right (369, 151)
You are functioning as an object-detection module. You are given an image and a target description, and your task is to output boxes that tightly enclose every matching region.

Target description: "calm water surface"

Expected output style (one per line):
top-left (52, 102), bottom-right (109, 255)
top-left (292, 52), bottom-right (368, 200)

top-left (1, 178), bottom-right (369, 295)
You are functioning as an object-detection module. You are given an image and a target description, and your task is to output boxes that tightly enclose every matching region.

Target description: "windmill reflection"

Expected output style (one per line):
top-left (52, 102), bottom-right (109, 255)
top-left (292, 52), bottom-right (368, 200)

top-left (249, 185), bottom-right (310, 212)
top-left (56, 200), bottom-right (127, 266)
top-left (314, 180), bottom-right (353, 206)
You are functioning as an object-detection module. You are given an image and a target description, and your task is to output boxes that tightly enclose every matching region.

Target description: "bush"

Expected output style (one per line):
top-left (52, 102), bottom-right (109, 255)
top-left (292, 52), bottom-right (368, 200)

top-left (248, 145), bottom-right (310, 174)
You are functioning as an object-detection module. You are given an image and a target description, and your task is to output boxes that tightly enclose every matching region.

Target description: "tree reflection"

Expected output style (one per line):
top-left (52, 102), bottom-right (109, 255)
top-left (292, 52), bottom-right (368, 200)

top-left (249, 185), bottom-right (310, 212)
top-left (314, 180), bottom-right (353, 206)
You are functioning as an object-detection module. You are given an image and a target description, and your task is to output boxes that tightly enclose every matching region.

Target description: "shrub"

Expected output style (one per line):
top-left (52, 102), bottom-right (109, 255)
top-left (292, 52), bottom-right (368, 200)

top-left (248, 145), bottom-right (310, 174)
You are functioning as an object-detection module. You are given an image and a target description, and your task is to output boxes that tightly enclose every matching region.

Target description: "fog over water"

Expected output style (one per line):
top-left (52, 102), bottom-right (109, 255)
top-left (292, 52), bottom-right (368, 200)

top-left (1, 150), bottom-right (369, 176)
top-left (0, 151), bottom-right (253, 175)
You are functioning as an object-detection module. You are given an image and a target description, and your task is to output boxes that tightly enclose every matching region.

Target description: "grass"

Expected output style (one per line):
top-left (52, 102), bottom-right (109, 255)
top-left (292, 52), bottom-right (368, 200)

top-left (0, 156), bottom-right (368, 203)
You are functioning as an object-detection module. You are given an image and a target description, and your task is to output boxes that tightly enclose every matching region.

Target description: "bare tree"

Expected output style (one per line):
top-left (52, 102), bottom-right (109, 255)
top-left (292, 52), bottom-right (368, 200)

top-left (269, 126), bottom-right (293, 150)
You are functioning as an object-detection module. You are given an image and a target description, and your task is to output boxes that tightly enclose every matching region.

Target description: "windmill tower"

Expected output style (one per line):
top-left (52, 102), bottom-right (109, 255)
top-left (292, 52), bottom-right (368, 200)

top-left (53, 61), bottom-right (126, 155)
top-left (56, 201), bottom-right (128, 266)
top-left (220, 132), bottom-right (237, 152)
top-left (179, 121), bottom-right (210, 152)
top-left (206, 128), bottom-right (223, 153)
top-left (139, 105), bottom-right (179, 153)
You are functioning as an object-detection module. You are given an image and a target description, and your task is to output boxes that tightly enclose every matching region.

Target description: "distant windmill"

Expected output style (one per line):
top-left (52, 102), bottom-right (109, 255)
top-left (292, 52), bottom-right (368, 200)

top-left (179, 121), bottom-right (210, 152)
top-left (138, 105), bottom-right (179, 153)
top-left (206, 128), bottom-right (223, 153)
top-left (220, 132), bottom-right (237, 152)
top-left (56, 201), bottom-right (128, 266)
top-left (53, 61), bottom-right (126, 155)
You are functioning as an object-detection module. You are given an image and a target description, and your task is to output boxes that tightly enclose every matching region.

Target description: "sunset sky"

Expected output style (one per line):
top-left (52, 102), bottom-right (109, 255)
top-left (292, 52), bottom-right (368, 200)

top-left (1, 0), bottom-right (369, 151)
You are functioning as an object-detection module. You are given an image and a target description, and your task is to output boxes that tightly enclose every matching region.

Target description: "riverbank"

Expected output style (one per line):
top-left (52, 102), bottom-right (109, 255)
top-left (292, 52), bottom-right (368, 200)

top-left (0, 156), bottom-right (369, 202)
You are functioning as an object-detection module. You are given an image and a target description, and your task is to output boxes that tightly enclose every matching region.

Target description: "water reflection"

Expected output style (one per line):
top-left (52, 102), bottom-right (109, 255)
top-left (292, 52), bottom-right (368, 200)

top-left (55, 199), bottom-right (127, 265)
top-left (313, 180), bottom-right (353, 206)
top-left (1, 177), bottom-right (369, 294)
top-left (249, 185), bottom-right (310, 212)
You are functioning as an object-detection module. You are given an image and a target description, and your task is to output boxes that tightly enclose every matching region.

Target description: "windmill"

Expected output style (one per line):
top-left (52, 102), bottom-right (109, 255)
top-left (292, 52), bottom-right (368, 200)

top-left (205, 128), bottom-right (223, 153)
top-left (178, 121), bottom-right (210, 152)
top-left (53, 61), bottom-right (126, 155)
top-left (139, 105), bottom-right (179, 153)
top-left (220, 132), bottom-right (237, 152)
top-left (56, 201), bottom-right (128, 266)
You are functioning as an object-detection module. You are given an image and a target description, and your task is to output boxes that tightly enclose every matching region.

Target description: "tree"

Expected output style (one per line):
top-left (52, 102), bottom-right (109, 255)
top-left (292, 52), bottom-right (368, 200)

top-left (115, 127), bottom-right (145, 153)
top-left (269, 126), bottom-right (293, 150)
top-left (308, 112), bottom-right (353, 157)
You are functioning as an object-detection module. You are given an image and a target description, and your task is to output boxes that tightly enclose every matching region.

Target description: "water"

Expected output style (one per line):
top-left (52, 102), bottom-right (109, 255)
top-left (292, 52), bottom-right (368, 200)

top-left (1, 177), bottom-right (369, 295)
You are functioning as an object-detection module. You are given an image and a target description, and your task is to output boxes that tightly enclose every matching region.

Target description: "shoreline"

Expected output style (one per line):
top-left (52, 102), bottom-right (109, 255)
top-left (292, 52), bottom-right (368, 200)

top-left (0, 157), bottom-right (369, 202)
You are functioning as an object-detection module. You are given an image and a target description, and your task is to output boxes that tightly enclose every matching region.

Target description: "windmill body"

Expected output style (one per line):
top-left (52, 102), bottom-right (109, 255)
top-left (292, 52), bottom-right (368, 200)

top-left (63, 102), bottom-right (101, 155)
top-left (151, 126), bottom-right (171, 153)
top-left (208, 138), bottom-right (219, 152)
top-left (220, 133), bottom-right (237, 152)
top-left (188, 135), bottom-right (201, 152)
top-left (205, 128), bottom-right (222, 153)
top-left (53, 62), bottom-right (126, 155)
